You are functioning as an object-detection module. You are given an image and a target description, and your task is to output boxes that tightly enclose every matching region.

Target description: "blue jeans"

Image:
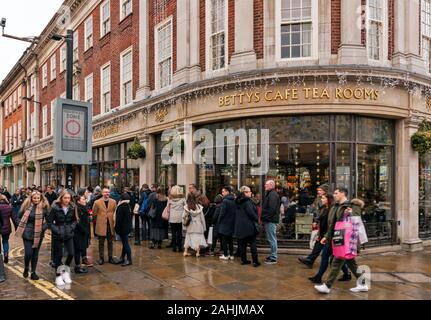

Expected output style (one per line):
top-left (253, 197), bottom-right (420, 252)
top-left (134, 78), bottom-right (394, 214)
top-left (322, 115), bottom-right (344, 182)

top-left (316, 243), bottom-right (350, 278)
top-left (1, 234), bottom-right (10, 257)
top-left (120, 234), bottom-right (132, 260)
top-left (264, 222), bottom-right (278, 260)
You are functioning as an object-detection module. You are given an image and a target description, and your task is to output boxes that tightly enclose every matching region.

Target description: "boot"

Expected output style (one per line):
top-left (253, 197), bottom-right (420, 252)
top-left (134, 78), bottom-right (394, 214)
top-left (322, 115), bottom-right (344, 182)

top-left (30, 272), bottom-right (40, 281)
top-left (121, 259), bottom-right (132, 267)
top-left (4, 255), bottom-right (8, 264)
top-left (0, 254), bottom-right (5, 282)
top-left (308, 275), bottom-right (322, 284)
top-left (338, 273), bottom-right (352, 282)
top-left (23, 268), bottom-right (29, 278)
top-left (74, 265), bottom-right (88, 274)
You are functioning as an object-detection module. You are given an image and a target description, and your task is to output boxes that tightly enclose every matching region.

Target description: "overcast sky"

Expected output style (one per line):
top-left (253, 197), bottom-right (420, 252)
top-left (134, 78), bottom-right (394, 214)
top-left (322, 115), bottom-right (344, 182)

top-left (0, 0), bottom-right (64, 82)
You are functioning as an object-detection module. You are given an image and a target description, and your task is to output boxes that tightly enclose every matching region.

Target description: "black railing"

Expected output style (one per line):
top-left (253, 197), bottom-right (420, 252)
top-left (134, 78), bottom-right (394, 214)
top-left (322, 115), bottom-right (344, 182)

top-left (419, 216), bottom-right (431, 239)
top-left (256, 219), bottom-right (398, 248)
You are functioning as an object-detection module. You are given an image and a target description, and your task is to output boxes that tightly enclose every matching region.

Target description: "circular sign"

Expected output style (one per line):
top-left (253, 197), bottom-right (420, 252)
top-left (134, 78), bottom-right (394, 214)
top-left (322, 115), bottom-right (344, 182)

top-left (65, 119), bottom-right (81, 136)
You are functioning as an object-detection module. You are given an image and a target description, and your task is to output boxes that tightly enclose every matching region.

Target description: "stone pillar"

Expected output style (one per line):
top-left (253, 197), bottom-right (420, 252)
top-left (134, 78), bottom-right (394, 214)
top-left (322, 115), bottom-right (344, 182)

top-left (33, 70), bottom-right (40, 142)
top-left (139, 133), bottom-right (156, 185)
top-left (318, 0), bottom-right (332, 65)
top-left (263, 0), bottom-right (276, 68)
top-left (337, 0), bottom-right (367, 64)
top-left (34, 160), bottom-right (41, 187)
top-left (136, 0), bottom-right (150, 100)
top-left (392, 0), bottom-right (423, 73)
top-left (175, 121), bottom-right (196, 189)
top-left (396, 118), bottom-right (423, 251)
top-left (229, 0), bottom-right (257, 72)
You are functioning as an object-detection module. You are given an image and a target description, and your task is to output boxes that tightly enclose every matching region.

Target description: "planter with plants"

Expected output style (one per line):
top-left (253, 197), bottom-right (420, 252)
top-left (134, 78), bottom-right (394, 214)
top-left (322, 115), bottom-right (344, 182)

top-left (127, 137), bottom-right (146, 160)
top-left (411, 120), bottom-right (431, 155)
top-left (27, 161), bottom-right (36, 172)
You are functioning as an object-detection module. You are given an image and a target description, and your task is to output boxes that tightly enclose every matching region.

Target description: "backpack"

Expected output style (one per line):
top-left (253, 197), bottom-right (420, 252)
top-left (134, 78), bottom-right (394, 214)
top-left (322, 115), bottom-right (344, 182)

top-left (139, 192), bottom-right (149, 218)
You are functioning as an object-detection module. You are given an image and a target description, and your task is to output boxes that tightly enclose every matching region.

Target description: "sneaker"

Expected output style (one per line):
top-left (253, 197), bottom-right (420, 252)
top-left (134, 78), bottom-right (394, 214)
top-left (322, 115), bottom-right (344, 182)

top-left (253, 262), bottom-right (261, 268)
top-left (228, 255), bottom-right (234, 261)
top-left (350, 284), bottom-right (369, 293)
top-left (62, 271), bottom-right (72, 284)
top-left (314, 283), bottom-right (331, 294)
top-left (264, 257), bottom-right (277, 265)
top-left (55, 275), bottom-right (65, 288)
top-left (219, 255), bottom-right (229, 261)
top-left (298, 257), bottom-right (313, 269)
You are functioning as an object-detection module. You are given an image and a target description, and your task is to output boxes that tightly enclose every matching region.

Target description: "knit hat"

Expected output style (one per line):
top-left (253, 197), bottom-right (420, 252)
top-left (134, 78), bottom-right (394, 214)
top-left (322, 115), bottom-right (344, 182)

top-left (317, 184), bottom-right (329, 194)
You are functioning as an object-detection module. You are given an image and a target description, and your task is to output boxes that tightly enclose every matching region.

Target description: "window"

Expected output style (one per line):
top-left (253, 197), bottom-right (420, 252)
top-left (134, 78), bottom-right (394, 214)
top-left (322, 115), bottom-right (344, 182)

top-left (367, 0), bottom-right (386, 61)
top-left (30, 112), bottom-right (35, 142)
top-left (422, 0), bottom-right (431, 72)
top-left (13, 91), bottom-right (17, 110)
top-left (42, 106), bottom-right (48, 138)
top-left (85, 74), bottom-right (93, 103)
top-left (84, 16), bottom-right (93, 51)
top-left (73, 84), bottom-right (80, 100)
top-left (277, 0), bottom-right (317, 60)
top-left (121, 49), bottom-right (133, 105)
top-left (9, 96), bottom-right (13, 113)
top-left (13, 124), bottom-right (17, 149)
top-left (50, 99), bottom-right (56, 136)
top-left (73, 30), bottom-right (79, 61)
top-left (18, 86), bottom-right (22, 106)
top-left (42, 63), bottom-right (48, 87)
top-left (5, 128), bottom-right (8, 153)
top-left (121, 0), bottom-right (132, 20)
top-left (60, 44), bottom-right (67, 72)
top-left (17, 120), bottom-right (22, 147)
top-left (101, 0), bottom-right (111, 37)
top-left (206, 0), bottom-right (227, 71)
top-left (51, 55), bottom-right (57, 80)
top-left (155, 18), bottom-right (172, 89)
top-left (30, 74), bottom-right (36, 96)
top-left (9, 127), bottom-right (13, 150)
top-left (101, 63), bottom-right (111, 113)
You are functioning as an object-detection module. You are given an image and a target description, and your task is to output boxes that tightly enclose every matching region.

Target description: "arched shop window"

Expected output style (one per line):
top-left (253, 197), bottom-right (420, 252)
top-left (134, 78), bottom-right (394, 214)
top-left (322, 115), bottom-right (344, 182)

top-left (196, 115), bottom-right (395, 246)
top-left (419, 153), bottom-right (431, 239)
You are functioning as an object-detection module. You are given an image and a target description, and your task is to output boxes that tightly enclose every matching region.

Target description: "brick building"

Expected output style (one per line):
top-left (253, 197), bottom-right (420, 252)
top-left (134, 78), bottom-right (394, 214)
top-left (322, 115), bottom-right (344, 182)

top-left (1, 0), bottom-right (431, 250)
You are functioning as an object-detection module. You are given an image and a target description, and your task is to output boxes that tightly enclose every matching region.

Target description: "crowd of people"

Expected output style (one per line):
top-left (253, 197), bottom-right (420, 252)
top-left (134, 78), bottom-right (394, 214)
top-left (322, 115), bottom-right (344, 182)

top-left (0, 181), bottom-right (369, 295)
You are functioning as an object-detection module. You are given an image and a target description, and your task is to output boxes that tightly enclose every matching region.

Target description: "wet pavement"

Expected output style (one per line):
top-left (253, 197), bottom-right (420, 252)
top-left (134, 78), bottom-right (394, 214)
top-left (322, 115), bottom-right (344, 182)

top-left (1, 231), bottom-right (431, 300)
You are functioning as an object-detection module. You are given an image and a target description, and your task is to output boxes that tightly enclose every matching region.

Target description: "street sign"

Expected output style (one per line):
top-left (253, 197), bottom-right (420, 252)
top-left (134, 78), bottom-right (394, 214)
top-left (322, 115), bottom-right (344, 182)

top-left (53, 98), bottom-right (92, 165)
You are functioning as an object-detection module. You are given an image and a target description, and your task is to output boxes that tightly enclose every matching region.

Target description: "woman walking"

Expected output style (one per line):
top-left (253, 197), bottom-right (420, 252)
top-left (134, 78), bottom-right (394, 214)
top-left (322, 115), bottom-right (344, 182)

top-left (168, 185), bottom-right (186, 252)
top-left (73, 195), bottom-right (90, 274)
top-left (183, 193), bottom-right (207, 257)
top-left (114, 193), bottom-right (133, 266)
top-left (149, 188), bottom-right (168, 249)
top-left (11, 188), bottom-right (24, 224)
top-left (0, 195), bottom-right (15, 264)
top-left (15, 191), bottom-right (50, 280)
top-left (234, 187), bottom-right (261, 267)
top-left (218, 186), bottom-right (236, 260)
top-left (48, 191), bottom-right (77, 286)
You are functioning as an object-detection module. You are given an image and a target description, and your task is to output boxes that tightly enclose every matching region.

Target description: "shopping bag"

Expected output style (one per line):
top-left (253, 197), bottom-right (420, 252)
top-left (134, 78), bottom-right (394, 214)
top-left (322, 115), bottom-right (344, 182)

top-left (332, 219), bottom-right (357, 260)
top-left (207, 226), bottom-right (214, 245)
top-left (351, 216), bottom-right (368, 244)
top-left (133, 203), bottom-right (140, 214)
top-left (162, 204), bottom-right (171, 221)
top-left (309, 230), bottom-right (319, 249)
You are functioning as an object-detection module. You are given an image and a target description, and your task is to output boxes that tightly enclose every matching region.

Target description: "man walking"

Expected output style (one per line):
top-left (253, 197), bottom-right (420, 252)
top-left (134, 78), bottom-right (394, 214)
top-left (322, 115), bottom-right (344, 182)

top-left (261, 180), bottom-right (280, 264)
top-left (314, 187), bottom-right (369, 294)
top-left (92, 188), bottom-right (118, 265)
top-left (45, 185), bottom-right (58, 206)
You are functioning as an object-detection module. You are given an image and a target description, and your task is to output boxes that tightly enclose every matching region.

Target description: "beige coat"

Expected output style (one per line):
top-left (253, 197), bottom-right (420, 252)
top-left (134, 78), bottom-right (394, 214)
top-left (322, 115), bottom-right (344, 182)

top-left (92, 198), bottom-right (117, 237)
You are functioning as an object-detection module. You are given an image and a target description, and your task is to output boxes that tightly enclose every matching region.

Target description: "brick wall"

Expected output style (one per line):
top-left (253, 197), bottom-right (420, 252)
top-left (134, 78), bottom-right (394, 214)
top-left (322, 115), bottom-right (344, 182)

top-left (228, 0), bottom-right (235, 62)
top-left (388, 0), bottom-right (394, 60)
top-left (199, 0), bottom-right (206, 72)
top-left (2, 84), bottom-right (25, 151)
top-left (254, 0), bottom-right (264, 59)
top-left (331, 0), bottom-right (341, 54)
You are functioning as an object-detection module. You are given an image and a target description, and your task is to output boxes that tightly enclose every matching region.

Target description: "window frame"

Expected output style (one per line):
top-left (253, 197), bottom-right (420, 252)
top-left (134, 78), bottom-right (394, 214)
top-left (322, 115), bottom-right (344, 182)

top-left (205, 0), bottom-right (229, 74)
top-left (120, 47), bottom-right (133, 106)
top-left (422, 0), bottom-right (431, 73)
top-left (84, 16), bottom-right (93, 51)
top-left (50, 99), bottom-right (56, 137)
top-left (154, 16), bottom-right (173, 91)
top-left (85, 73), bottom-right (94, 103)
top-left (17, 120), bottom-right (22, 148)
top-left (42, 63), bottom-right (48, 88)
top-left (100, 62), bottom-right (112, 114)
top-left (50, 54), bottom-right (57, 80)
top-left (366, 0), bottom-right (388, 63)
top-left (100, 0), bottom-right (111, 38)
top-left (42, 105), bottom-right (48, 139)
top-left (120, 0), bottom-right (133, 21)
top-left (60, 44), bottom-right (67, 73)
top-left (275, 0), bottom-right (319, 62)
top-left (73, 30), bottom-right (79, 62)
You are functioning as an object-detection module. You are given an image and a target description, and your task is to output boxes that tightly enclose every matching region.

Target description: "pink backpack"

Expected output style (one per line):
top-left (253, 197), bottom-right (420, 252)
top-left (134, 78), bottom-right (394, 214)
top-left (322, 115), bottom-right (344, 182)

top-left (332, 210), bottom-right (358, 260)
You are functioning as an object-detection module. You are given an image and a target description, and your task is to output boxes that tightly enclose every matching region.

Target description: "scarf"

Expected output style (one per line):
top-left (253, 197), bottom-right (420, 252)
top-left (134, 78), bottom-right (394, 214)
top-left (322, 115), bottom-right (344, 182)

top-left (15, 204), bottom-right (44, 248)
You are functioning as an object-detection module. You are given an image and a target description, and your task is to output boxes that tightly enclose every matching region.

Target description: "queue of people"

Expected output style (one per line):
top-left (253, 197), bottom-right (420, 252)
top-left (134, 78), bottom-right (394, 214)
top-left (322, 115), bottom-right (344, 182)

top-left (0, 180), bottom-right (369, 296)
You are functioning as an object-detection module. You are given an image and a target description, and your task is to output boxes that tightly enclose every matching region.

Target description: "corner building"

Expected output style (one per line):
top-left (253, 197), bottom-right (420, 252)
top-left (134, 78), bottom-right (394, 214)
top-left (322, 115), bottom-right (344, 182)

top-left (1, 0), bottom-right (431, 251)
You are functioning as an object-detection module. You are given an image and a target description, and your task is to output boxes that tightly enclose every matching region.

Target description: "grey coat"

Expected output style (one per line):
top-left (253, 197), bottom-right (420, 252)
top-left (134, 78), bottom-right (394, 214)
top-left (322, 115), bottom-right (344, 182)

top-left (183, 204), bottom-right (206, 234)
top-left (168, 198), bottom-right (186, 224)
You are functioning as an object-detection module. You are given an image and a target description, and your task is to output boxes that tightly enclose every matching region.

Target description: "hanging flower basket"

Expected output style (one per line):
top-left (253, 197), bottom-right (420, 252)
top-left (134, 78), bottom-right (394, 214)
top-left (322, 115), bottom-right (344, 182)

top-left (27, 161), bottom-right (36, 172)
top-left (411, 120), bottom-right (431, 155)
top-left (127, 138), bottom-right (146, 160)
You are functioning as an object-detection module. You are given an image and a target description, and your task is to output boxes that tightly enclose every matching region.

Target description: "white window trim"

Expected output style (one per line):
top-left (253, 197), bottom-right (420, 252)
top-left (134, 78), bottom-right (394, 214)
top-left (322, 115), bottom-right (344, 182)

top-left (13, 123), bottom-right (17, 150)
top-left (366, 0), bottom-right (389, 65)
top-left (50, 54), bottom-right (57, 80)
top-left (85, 73), bottom-right (94, 103)
top-left (120, 0), bottom-right (133, 21)
top-left (18, 86), bottom-right (22, 106)
top-left (154, 16), bottom-right (173, 92)
top-left (120, 46), bottom-right (133, 107)
top-left (84, 16), bottom-right (93, 51)
top-left (42, 63), bottom-right (48, 88)
top-left (100, 61), bottom-right (112, 114)
top-left (17, 120), bottom-right (22, 148)
top-left (274, 0), bottom-right (319, 63)
top-left (60, 44), bottom-right (67, 73)
top-left (205, 0), bottom-right (229, 76)
top-left (42, 105), bottom-right (48, 138)
top-left (73, 30), bottom-right (79, 62)
top-left (100, 0), bottom-right (111, 38)
top-left (50, 99), bottom-right (56, 137)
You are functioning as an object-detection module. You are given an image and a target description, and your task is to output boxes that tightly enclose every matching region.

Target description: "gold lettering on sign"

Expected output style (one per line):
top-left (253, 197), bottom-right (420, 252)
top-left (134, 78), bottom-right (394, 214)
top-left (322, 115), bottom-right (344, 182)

top-left (427, 97), bottom-right (431, 112)
top-left (155, 107), bottom-right (169, 123)
top-left (93, 125), bottom-right (120, 139)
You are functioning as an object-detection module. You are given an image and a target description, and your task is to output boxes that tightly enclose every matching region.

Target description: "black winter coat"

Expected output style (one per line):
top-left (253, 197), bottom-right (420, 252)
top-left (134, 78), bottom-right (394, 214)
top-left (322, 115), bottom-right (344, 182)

top-left (48, 203), bottom-right (77, 241)
top-left (150, 199), bottom-right (168, 229)
top-left (316, 206), bottom-right (329, 239)
top-left (261, 189), bottom-right (280, 223)
top-left (45, 192), bottom-right (58, 206)
top-left (234, 195), bottom-right (259, 239)
top-left (115, 202), bottom-right (133, 236)
top-left (73, 204), bottom-right (90, 251)
top-left (11, 194), bottom-right (24, 210)
top-left (218, 194), bottom-right (236, 236)
top-left (17, 206), bottom-right (50, 241)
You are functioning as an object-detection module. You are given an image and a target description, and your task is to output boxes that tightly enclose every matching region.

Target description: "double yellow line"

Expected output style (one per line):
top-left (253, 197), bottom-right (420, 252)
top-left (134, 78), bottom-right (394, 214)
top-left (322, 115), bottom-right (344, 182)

top-left (6, 234), bottom-right (75, 300)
